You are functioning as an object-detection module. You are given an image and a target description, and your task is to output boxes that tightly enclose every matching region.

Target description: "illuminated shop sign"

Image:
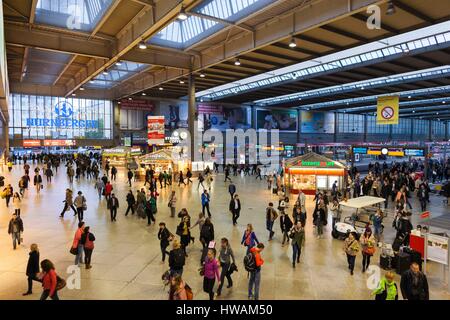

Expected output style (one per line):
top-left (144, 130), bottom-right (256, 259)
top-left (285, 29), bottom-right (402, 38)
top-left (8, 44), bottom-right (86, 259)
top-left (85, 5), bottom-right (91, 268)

top-left (352, 147), bottom-right (368, 154)
top-left (26, 102), bottom-right (99, 129)
top-left (404, 149), bottom-right (425, 156)
top-left (43, 140), bottom-right (76, 147)
top-left (300, 161), bottom-right (335, 167)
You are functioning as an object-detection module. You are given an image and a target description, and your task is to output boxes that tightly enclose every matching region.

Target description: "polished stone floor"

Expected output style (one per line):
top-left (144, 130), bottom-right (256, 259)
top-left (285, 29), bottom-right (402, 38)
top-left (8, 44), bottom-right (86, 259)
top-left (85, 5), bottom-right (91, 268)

top-left (0, 163), bottom-right (449, 300)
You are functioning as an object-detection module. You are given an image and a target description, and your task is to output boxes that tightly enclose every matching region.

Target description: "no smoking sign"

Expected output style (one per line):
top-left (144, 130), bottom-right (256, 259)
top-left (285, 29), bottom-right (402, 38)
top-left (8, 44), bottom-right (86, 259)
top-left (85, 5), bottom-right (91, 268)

top-left (381, 106), bottom-right (394, 119)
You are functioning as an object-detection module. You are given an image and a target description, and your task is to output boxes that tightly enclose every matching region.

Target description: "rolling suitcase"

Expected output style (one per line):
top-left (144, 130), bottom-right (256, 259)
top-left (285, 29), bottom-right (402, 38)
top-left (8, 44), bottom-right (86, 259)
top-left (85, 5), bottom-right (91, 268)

top-left (403, 247), bottom-right (422, 270)
top-left (392, 235), bottom-right (404, 252)
top-left (380, 255), bottom-right (391, 270)
top-left (396, 251), bottom-right (411, 275)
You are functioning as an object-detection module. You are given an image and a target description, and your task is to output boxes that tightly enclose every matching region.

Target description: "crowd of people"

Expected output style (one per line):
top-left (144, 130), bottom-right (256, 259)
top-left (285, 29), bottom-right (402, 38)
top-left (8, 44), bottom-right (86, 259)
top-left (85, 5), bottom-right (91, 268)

top-left (2, 152), bottom-right (447, 301)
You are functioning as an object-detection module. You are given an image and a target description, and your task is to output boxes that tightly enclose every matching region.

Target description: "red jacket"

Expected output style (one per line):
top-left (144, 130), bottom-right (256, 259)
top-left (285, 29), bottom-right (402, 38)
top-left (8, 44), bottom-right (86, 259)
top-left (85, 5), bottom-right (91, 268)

top-left (72, 227), bottom-right (84, 248)
top-left (105, 184), bottom-right (113, 195)
top-left (250, 247), bottom-right (264, 267)
top-left (42, 269), bottom-right (57, 297)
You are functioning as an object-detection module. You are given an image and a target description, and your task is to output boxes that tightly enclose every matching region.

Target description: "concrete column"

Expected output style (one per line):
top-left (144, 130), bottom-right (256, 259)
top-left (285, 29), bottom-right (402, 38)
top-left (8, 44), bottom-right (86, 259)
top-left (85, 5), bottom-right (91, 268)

top-left (297, 109), bottom-right (301, 149)
top-left (428, 120), bottom-right (432, 142)
top-left (113, 102), bottom-right (120, 147)
top-left (188, 73), bottom-right (196, 161)
top-left (251, 105), bottom-right (256, 129)
top-left (363, 114), bottom-right (368, 142)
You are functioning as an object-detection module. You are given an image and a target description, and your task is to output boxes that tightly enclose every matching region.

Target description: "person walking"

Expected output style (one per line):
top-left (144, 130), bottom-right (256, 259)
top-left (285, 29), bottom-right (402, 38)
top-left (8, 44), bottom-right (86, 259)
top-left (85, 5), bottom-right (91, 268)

top-left (169, 239), bottom-right (186, 277)
top-left (8, 213), bottom-right (24, 250)
top-left (330, 198), bottom-right (342, 228)
top-left (94, 178), bottom-right (104, 200)
top-left (80, 226), bottom-right (95, 269)
top-left (104, 181), bottom-right (113, 201)
top-left (3, 184), bottom-right (13, 207)
top-left (12, 192), bottom-right (21, 216)
top-left (200, 218), bottom-right (215, 250)
top-left (201, 190), bottom-right (212, 218)
top-left (372, 209), bottom-right (384, 243)
top-left (74, 191), bottom-right (87, 221)
top-left (202, 249), bottom-right (220, 300)
top-left (400, 262), bottom-right (429, 300)
top-left (280, 210), bottom-right (293, 246)
top-left (178, 171), bottom-right (186, 186)
top-left (418, 184), bottom-right (428, 212)
top-left (217, 238), bottom-right (236, 296)
top-left (197, 173), bottom-right (205, 190)
top-left (58, 188), bottom-right (73, 216)
top-left (360, 227), bottom-right (376, 272)
top-left (186, 169), bottom-right (193, 185)
top-left (265, 203), bottom-right (278, 241)
top-left (22, 243), bottom-right (40, 296)
top-left (127, 168), bottom-right (133, 187)
top-left (39, 260), bottom-right (60, 300)
top-left (372, 271), bottom-right (398, 300)
top-left (33, 172), bottom-right (43, 193)
top-left (176, 216), bottom-right (191, 257)
top-left (72, 222), bottom-right (85, 266)
top-left (110, 166), bottom-right (117, 181)
top-left (241, 224), bottom-right (259, 255)
top-left (125, 190), bottom-right (136, 216)
top-left (344, 231), bottom-right (360, 275)
top-left (247, 243), bottom-right (265, 300)
top-left (168, 191), bottom-right (177, 218)
top-left (108, 193), bottom-right (119, 222)
top-left (158, 222), bottom-right (173, 262)
top-left (290, 222), bottom-right (305, 268)
top-left (169, 276), bottom-right (188, 300)
top-left (146, 194), bottom-right (157, 226)
top-left (229, 194), bottom-right (241, 226)
top-left (228, 183), bottom-right (236, 200)
top-left (45, 167), bottom-right (53, 183)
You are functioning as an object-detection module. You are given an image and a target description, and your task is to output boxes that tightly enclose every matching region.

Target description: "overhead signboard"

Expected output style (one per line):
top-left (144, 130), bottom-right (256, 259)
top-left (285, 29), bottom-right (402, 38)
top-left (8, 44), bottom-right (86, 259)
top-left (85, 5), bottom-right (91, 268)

top-left (377, 96), bottom-right (399, 125)
top-left (120, 99), bottom-right (155, 111)
top-left (404, 148), bottom-right (425, 157)
top-left (23, 140), bottom-right (41, 147)
top-left (43, 140), bottom-right (76, 147)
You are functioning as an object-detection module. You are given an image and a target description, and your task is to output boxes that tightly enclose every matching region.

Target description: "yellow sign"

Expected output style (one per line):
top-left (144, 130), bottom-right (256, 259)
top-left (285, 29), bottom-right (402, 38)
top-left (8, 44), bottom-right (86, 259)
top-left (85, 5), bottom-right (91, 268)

top-left (377, 96), bottom-right (399, 125)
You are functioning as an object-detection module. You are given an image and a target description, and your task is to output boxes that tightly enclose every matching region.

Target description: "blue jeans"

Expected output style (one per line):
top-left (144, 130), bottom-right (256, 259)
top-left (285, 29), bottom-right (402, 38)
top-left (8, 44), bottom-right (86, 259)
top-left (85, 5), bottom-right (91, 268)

top-left (75, 244), bottom-right (84, 265)
top-left (12, 232), bottom-right (20, 249)
top-left (292, 243), bottom-right (301, 263)
top-left (248, 269), bottom-right (261, 300)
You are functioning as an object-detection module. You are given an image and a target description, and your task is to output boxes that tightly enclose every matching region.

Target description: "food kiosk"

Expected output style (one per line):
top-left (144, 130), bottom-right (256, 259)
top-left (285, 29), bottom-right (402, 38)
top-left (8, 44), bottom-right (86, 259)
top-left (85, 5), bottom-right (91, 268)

top-left (136, 149), bottom-right (190, 179)
top-left (102, 146), bottom-right (143, 168)
top-left (284, 152), bottom-right (347, 195)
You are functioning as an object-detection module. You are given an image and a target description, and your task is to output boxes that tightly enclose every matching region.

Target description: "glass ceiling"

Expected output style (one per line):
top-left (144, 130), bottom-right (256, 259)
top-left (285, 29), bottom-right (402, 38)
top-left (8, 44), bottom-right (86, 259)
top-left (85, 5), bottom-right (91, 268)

top-left (35, 0), bottom-right (114, 32)
top-left (195, 21), bottom-right (450, 101)
top-left (299, 85), bottom-right (450, 112)
top-left (149, 0), bottom-right (271, 49)
top-left (84, 61), bottom-right (148, 89)
top-left (253, 66), bottom-right (450, 106)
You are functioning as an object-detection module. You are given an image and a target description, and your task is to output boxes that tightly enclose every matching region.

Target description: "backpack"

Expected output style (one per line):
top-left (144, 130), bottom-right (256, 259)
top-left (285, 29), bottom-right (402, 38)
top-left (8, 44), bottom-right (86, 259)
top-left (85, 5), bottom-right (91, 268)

top-left (201, 224), bottom-right (212, 240)
top-left (243, 252), bottom-right (257, 272)
top-left (184, 283), bottom-right (194, 300)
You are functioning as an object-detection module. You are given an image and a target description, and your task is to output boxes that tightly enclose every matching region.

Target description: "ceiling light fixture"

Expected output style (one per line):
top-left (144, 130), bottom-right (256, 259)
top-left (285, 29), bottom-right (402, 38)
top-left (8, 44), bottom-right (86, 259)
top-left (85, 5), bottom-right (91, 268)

top-left (72, 93), bottom-right (76, 96)
top-left (408, 95), bottom-right (412, 99)
top-left (200, 73), bottom-right (206, 78)
top-left (159, 87), bottom-right (163, 91)
top-left (142, 92), bottom-right (146, 96)
top-left (115, 60), bottom-right (122, 66)
top-left (179, 80), bottom-right (185, 84)
top-left (128, 97), bottom-right (132, 100)
top-left (386, 1), bottom-right (396, 15)
top-left (234, 59), bottom-right (241, 66)
top-left (178, 7), bottom-right (188, 20)
top-left (138, 42), bottom-right (147, 50)
top-left (288, 37), bottom-right (297, 48)
top-left (102, 70), bottom-right (108, 75)
top-left (79, 87), bottom-right (85, 91)
top-left (442, 101), bottom-right (446, 104)
top-left (412, 110), bottom-right (415, 113)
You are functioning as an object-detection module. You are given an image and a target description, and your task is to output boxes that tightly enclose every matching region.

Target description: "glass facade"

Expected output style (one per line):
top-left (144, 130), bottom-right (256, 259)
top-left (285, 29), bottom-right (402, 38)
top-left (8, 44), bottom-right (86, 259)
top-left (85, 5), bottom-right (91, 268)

top-left (8, 94), bottom-right (112, 140)
top-left (337, 113), bottom-right (364, 133)
top-left (366, 115), bottom-right (390, 134)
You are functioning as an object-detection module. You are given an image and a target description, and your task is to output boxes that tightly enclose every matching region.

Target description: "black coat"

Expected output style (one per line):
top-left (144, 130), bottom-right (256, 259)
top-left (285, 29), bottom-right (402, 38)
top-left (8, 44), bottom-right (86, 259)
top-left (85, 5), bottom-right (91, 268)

top-left (26, 251), bottom-right (40, 276)
top-left (280, 214), bottom-right (293, 232)
top-left (158, 228), bottom-right (172, 247)
top-left (400, 270), bottom-right (429, 300)
top-left (229, 199), bottom-right (241, 212)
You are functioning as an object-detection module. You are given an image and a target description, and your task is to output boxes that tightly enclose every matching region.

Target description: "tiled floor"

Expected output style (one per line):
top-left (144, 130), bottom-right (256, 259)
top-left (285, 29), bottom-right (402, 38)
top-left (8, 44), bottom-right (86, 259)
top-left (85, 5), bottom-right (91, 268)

top-left (0, 163), bottom-right (449, 300)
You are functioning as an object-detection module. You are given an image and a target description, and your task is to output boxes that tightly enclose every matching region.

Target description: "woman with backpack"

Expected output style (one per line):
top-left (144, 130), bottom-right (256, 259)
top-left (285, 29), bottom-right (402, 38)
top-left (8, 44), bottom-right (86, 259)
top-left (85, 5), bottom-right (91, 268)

top-left (80, 226), bottom-right (95, 269)
top-left (176, 216), bottom-right (192, 257)
top-left (202, 249), bottom-right (220, 300)
top-left (200, 218), bottom-right (215, 250)
top-left (241, 224), bottom-right (259, 255)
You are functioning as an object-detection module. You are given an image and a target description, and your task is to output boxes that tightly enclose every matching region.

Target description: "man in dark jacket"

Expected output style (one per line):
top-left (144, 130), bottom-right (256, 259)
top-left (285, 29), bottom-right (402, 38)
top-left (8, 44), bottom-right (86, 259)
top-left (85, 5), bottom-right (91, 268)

top-left (108, 193), bottom-right (120, 222)
top-left (125, 190), bottom-right (136, 216)
top-left (228, 183), bottom-right (236, 200)
top-left (127, 169), bottom-right (133, 187)
top-left (400, 262), bottom-right (429, 300)
top-left (229, 194), bottom-right (241, 225)
top-left (280, 211), bottom-right (293, 246)
top-left (8, 213), bottom-right (24, 250)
